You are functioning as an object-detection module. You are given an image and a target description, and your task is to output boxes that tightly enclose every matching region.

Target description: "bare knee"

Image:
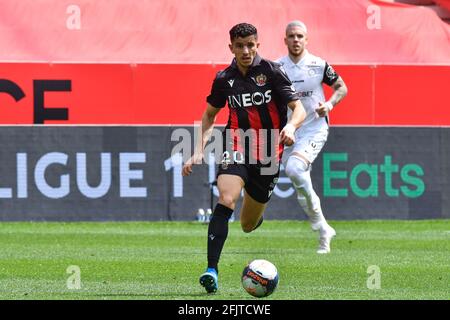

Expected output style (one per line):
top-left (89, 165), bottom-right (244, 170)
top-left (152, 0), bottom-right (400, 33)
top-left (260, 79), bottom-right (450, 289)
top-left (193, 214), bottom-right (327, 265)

top-left (218, 194), bottom-right (237, 210)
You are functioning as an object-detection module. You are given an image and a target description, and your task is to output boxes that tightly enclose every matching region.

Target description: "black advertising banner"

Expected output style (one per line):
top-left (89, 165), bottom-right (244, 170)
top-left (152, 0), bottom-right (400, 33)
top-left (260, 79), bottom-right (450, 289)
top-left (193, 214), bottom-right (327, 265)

top-left (0, 126), bottom-right (448, 221)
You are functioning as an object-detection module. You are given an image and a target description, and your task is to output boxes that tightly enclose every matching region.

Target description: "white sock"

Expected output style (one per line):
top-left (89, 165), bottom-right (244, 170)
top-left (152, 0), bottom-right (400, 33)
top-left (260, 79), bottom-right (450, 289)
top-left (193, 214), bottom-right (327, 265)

top-left (285, 156), bottom-right (327, 231)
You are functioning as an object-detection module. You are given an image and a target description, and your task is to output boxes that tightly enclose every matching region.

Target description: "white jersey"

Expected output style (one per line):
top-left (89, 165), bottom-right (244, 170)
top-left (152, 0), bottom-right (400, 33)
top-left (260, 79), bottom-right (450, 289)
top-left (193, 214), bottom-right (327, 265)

top-left (277, 50), bottom-right (339, 135)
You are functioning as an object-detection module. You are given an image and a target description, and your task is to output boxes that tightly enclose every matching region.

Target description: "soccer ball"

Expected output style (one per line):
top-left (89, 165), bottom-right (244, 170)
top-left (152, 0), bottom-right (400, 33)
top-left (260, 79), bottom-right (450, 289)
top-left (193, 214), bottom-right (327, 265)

top-left (241, 259), bottom-right (279, 298)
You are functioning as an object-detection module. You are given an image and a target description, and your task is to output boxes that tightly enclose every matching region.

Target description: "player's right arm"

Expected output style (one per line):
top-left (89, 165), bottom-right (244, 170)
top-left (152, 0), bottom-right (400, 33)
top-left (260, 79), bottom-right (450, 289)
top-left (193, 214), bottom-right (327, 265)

top-left (182, 103), bottom-right (221, 176)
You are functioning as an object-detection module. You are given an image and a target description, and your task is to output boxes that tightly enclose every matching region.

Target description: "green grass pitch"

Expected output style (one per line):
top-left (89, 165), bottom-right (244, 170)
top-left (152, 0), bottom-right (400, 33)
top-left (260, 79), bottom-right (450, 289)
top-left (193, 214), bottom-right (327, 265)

top-left (0, 220), bottom-right (448, 300)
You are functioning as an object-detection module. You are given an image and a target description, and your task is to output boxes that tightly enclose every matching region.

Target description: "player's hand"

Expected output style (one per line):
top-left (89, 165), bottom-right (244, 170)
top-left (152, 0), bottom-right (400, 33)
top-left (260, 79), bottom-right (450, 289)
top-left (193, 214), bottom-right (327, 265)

top-left (182, 153), bottom-right (204, 176)
top-left (279, 123), bottom-right (296, 146)
top-left (315, 101), bottom-right (333, 117)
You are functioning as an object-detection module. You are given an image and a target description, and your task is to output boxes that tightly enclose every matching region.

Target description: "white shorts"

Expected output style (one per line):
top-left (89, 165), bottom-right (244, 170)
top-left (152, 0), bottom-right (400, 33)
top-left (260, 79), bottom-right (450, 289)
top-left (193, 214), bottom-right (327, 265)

top-left (282, 128), bottom-right (329, 166)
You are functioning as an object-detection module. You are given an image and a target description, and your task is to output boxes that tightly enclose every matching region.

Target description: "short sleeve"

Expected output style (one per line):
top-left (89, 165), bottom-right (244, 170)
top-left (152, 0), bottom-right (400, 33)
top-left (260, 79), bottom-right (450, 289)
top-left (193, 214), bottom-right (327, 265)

top-left (272, 64), bottom-right (299, 105)
top-left (206, 74), bottom-right (227, 108)
top-left (322, 62), bottom-right (339, 86)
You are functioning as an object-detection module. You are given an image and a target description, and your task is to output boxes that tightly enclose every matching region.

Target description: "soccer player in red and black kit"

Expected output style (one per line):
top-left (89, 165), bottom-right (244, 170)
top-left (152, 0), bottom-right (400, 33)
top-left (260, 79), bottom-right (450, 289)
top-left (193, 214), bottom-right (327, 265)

top-left (182, 23), bottom-right (306, 293)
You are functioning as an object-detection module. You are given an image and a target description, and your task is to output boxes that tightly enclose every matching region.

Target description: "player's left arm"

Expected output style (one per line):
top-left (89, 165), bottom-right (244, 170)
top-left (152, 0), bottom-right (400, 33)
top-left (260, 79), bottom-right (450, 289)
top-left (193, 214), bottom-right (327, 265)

top-left (329, 76), bottom-right (348, 106)
top-left (316, 63), bottom-right (348, 117)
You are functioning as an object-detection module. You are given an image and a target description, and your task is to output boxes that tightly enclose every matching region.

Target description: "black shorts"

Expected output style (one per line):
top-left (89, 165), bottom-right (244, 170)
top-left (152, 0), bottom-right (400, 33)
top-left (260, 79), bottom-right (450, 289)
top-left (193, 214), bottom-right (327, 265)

top-left (217, 163), bottom-right (280, 204)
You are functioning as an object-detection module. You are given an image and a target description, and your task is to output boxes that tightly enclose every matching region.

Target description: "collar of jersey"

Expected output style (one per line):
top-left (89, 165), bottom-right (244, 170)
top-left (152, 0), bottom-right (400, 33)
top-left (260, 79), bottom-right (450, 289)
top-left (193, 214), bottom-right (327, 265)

top-left (287, 50), bottom-right (309, 68)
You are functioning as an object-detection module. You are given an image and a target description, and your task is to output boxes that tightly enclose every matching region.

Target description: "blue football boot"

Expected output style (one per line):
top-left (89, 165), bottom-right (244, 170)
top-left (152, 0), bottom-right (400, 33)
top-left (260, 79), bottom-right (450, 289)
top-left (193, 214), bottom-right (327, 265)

top-left (199, 268), bottom-right (218, 293)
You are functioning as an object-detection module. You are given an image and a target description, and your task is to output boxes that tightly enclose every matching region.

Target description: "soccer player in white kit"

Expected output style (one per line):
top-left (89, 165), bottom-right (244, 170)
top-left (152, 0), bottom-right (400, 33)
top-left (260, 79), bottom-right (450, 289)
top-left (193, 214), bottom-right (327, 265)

top-left (277, 21), bottom-right (348, 253)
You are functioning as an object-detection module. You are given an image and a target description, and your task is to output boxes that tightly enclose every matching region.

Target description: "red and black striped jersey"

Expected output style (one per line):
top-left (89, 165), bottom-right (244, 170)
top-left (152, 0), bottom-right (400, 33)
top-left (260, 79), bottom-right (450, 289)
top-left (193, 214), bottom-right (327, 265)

top-left (207, 54), bottom-right (299, 164)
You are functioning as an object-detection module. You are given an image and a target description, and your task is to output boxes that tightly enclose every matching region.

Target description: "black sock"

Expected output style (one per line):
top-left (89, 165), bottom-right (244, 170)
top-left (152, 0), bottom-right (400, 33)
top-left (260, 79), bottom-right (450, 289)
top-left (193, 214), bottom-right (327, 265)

top-left (253, 216), bottom-right (264, 231)
top-left (207, 203), bottom-right (233, 272)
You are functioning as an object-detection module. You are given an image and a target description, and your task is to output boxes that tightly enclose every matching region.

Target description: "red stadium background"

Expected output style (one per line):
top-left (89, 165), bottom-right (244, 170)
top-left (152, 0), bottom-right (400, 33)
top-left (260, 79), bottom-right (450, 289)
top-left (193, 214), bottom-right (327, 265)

top-left (0, 63), bottom-right (449, 125)
top-left (0, 0), bottom-right (449, 126)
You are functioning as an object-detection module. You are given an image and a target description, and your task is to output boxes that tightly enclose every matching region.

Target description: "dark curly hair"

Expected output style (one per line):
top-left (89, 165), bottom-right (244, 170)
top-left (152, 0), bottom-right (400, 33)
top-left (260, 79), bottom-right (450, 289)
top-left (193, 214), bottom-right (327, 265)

top-left (229, 23), bottom-right (258, 42)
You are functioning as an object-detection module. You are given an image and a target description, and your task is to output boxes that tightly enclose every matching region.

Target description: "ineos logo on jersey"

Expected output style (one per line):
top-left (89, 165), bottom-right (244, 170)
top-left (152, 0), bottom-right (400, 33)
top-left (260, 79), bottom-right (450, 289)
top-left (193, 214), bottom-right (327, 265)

top-left (227, 90), bottom-right (272, 108)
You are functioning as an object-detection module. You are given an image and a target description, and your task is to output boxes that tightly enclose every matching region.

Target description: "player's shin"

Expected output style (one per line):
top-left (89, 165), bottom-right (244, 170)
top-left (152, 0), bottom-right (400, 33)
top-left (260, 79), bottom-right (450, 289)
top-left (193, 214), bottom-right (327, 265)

top-left (207, 203), bottom-right (234, 271)
top-left (285, 156), bottom-right (326, 230)
top-left (296, 188), bottom-right (326, 231)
